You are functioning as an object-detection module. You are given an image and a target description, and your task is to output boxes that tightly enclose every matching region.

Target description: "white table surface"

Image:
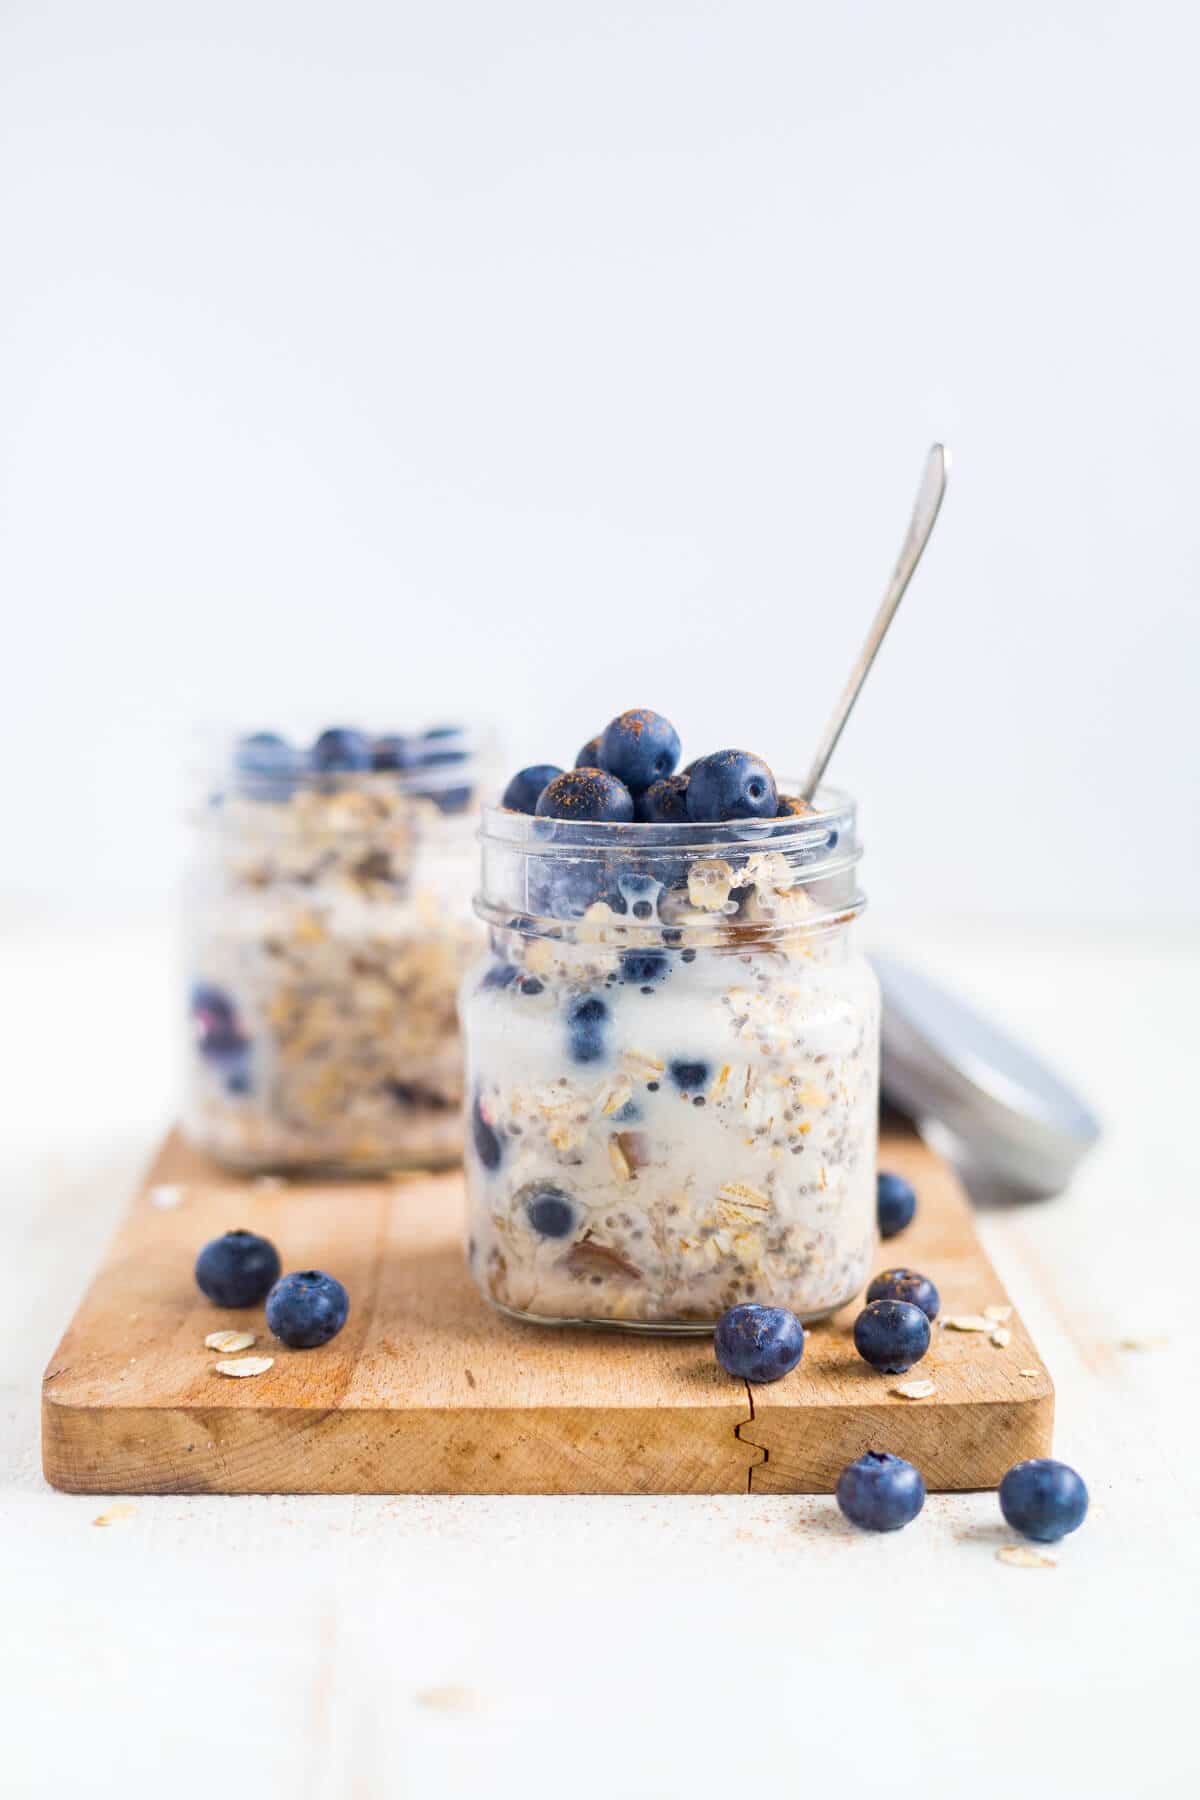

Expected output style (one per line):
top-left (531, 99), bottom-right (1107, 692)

top-left (4, 920), bottom-right (1198, 1799)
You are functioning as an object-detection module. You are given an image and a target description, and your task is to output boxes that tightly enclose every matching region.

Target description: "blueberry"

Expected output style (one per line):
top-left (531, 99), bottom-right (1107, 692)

top-left (853, 1299), bottom-right (931, 1373)
top-left (598, 709), bottom-right (681, 795)
top-left (502, 764), bottom-right (564, 814)
top-left (999, 1459), bottom-right (1089, 1542)
top-left (575, 735), bottom-right (603, 768)
top-left (528, 857), bottom-right (610, 920)
top-left (621, 949), bottom-right (668, 986)
top-left (668, 1059), bottom-right (709, 1092)
top-left (535, 769), bottom-right (634, 823)
top-left (836, 1451), bottom-right (926, 1532)
top-left (523, 1185), bottom-right (577, 1239)
top-left (686, 750), bottom-right (778, 822)
top-left (866, 1267), bottom-right (940, 1321)
top-left (637, 773), bottom-right (691, 823)
top-left (774, 793), bottom-right (812, 819)
top-left (471, 1093), bottom-right (503, 1170)
top-left (371, 733), bottom-right (417, 772)
top-left (266, 1270), bottom-right (349, 1349)
top-left (517, 976), bottom-right (543, 995)
top-left (431, 784), bottom-right (473, 813)
top-left (877, 1171), bottom-right (917, 1239)
top-left (233, 732), bottom-right (302, 799)
top-left (312, 727), bottom-right (372, 774)
top-left (566, 993), bottom-right (608, 1064)
top-left (195, 1229), bottom-right (281, 1308)
top-left (190, 984), bottom-right (246, 1058)
top-left (480, 962), bottom-right (517, 991)
top-left (714, 1303), bottom-right (805, 1383)
top-left (421, 725), bottom-right (469, 767)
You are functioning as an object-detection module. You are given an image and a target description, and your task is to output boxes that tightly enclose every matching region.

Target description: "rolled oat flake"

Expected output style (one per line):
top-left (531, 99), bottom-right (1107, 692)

top-left (874, 954), bottom-right (1100, 1199)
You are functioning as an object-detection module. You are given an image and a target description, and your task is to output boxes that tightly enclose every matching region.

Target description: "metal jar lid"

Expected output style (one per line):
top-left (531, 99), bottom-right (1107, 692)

top-left (873, 953), bottom-right (1102, 1199)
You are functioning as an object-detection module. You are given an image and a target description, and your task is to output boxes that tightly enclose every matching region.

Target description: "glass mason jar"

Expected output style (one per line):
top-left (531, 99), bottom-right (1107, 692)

top-left (461, 789), bottom-right (880, 1330)
top-left (182, 727), bottom-right (494, 1174)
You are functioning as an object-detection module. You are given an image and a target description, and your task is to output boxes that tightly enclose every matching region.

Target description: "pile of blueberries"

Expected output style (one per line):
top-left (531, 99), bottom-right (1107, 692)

top-left (501, 707), bottom-right (804, 825)
top-left (195, 1229), bottom-right (349, 1350)
top-left (713, 1169), bottom-right (1090, 1541)
top-left (231, 723), bottom-right (473, 811)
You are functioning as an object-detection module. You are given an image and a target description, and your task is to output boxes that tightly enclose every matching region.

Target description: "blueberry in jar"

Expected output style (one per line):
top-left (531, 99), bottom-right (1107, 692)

top-left (877, 1171), bottom-right (917, 1239)
top-left (836, 1451), bottom-right (926, 1531)
top-left (311, 727), bottom-right (372, 774)
top-left (865, 1267), bottom-right (940, 1321)
top-left (534, 768), bottom-right (634, 823)
top-left (195, 1229), bottom-right (281, 1308)
top-left (636, 773), bottom-right (690, 823)
top-left (502, 765), bottom-right (564, 814)
top-left (775, 793), bottom-right (812, 819)
top-left (233, 732), bottom-right (302, 799)
top-left (190, 984), bottom-right (246, 1058)
top-left (853, 1298), bottom-right (931, 1372)
top-left (421, 725), bottom-right (469, 766)
top-left (371, 733), bottom-right (417, 772)
top-left (668, 1059), bottom-right (710, 1092)
top-left (598, 709), bottom-right (681, 796)
top-left (566, 993), bottom-right (608, 1064)
top-left (620, 949), bottom-right (669, 986)
top-left (686, 751), bottom-right (778, 822)
top-left (523, 1185), bottom-right (578, 1239)
top-left (999, 1459), bottom-right (1089, 1542)
top-left (714, 1303), bottom-right (805, 1383)
top-left (471, 1093), bottom-right (503, 1170)
top-left (575, 734), bottom-right (603, 768)
top-left (266, 1270), bottom-right (349, 1348)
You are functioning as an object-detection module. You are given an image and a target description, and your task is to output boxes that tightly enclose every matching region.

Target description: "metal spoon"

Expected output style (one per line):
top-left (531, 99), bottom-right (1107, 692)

top-left (800, 443), bottom-right (950, 802)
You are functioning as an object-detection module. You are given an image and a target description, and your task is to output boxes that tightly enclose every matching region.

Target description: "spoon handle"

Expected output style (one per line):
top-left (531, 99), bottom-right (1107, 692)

top-left (800, 443), bottom-right (950, 803)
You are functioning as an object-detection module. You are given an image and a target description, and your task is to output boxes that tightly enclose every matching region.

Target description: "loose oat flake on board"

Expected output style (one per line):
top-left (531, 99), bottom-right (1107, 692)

top-left (892, 1379), bottom-right (937, 1400)
top-left (990, 1326), bottom-right (1013, 1348)
top-left (996, 1545), bottom-right (1055, 1569)
top-left (941, 1314), bottom-right (994, 1333)
top-left (214, 1356), bottom-right (274, 1378)
top-left (205, 1330), bottom-right (257, 1353)
top-left (149, 1184), bottom-right (186, 1209)
top-left (984, 1304), bottom-right (1013, 1323)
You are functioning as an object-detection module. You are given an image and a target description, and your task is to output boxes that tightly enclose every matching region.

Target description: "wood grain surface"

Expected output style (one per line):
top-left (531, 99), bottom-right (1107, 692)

top-left (42, 1126), bottom-right (1052, 1495)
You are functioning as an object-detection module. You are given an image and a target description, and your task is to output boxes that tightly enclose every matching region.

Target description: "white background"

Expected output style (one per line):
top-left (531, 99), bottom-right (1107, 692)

top-left (2, 0), bottom-right (1196, 929)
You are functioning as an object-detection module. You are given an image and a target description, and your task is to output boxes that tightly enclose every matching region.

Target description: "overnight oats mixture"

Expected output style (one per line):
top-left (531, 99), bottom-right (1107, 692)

top-left (184, 724), bottom-right (490, 1173)
top-left (461, 710), bottom-right (880, 1329)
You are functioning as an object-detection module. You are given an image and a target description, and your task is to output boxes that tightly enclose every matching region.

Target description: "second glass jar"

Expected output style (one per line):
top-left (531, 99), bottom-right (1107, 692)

top-left (461, 791), bottom-right (880, 1330)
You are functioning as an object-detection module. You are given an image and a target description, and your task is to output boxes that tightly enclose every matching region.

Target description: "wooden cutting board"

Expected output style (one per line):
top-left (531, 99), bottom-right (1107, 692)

top-left (42, 1125), bottom-right (1052, 1496)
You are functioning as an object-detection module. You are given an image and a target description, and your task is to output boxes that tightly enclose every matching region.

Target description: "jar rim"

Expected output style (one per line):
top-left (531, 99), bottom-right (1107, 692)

top-left (479, 781), bottom-right (852, 859)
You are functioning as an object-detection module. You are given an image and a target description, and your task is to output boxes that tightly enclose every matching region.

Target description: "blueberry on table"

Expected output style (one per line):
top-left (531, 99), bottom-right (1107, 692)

top-left (866, 1267), bottom-right (940, 1321)
top-left (575, 734), bottom-right (604, 768)
top-left (668, 1058), bottom-right (709, 1092)
top-left (836, 1451), bottom-right (926, 1531)
top-left (534, 768), bottom-right (634, 823)
top-left (311, 727), bottom-right (372, 773)
top-left (471, 1094), bottom-right (503, 1170)
top-left (566, 993), bottom-right (609, 1064)
top-left (853, 1298), bottom-right (931, 1372)
top-left (266, 1270), bottom-right (349, 1349)
top-left (502, 764), bottom-right (564, 814)
top-left (598, 709), bottom-right (681, 795)
top-left (195, 1230), bottom-right (281, 1308)
top-left (999, 1459), bottom-right (1089, 1542)
top-left (685, 751), bottom-right (778, 822)
top-left (877, 1171), bottom-right (917, 1239)
top-left (714, 1303), bottom-right (805, 1383)
top-left (637, 773), bottom-right (690, 823)
top-left (523, 1185), bottom-right (578, 1239)
top-left (233, 732), bottom-right (301, 798)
